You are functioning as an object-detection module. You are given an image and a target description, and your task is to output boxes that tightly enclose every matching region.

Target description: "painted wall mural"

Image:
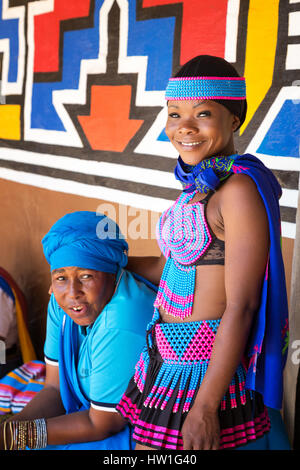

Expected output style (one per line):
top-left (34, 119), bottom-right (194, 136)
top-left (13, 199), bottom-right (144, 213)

top-left (0, 0), bottom-right (300, 238)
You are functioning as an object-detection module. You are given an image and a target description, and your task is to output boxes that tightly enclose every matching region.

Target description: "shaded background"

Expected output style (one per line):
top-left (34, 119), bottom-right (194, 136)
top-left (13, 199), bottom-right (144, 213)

top-left (0, 0), bottom-right (299, 446)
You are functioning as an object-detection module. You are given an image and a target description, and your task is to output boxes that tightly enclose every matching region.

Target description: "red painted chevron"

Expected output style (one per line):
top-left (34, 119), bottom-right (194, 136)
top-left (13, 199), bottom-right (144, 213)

top-left (77, 85), bottom-right (144, 152)
top-left (142, 0), bottom-right (228, 64)
top-left (34, 0), bottom-right (91, 73)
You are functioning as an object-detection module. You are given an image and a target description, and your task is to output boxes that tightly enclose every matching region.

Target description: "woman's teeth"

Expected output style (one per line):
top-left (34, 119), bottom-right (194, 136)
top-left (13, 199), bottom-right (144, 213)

top-left (180, 141), bottom-right (202, 146)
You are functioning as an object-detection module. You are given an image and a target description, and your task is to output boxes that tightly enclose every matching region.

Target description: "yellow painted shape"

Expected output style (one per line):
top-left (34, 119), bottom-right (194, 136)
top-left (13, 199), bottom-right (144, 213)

top-left (240, 0), bottom-right (280, 134)
top-left (0, 105), bottom-right (21, 140)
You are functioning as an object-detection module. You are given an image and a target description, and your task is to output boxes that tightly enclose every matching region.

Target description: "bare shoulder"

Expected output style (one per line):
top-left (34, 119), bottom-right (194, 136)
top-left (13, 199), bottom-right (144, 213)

top-left (218, 173), bottom-right (265, 210)
top-left (221, 173), bottom-right (259, 196)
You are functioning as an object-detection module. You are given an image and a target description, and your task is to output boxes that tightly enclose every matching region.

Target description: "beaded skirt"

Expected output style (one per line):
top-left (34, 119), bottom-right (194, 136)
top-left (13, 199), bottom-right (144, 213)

top-left (116, 317), bottom-right (271, 450)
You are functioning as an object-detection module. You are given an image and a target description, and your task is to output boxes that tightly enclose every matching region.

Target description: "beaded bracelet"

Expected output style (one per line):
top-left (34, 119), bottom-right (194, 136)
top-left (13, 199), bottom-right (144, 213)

top-left (3, 420), bottom-right (14, 450)
top-left (3, 420), bottom-right (8, 450)
top-left (3, 419), bottom-right (48, 450)
top-left (35, 419), bottom-right (48, 449)
top-left (9, 422), bottom-right (14, 450)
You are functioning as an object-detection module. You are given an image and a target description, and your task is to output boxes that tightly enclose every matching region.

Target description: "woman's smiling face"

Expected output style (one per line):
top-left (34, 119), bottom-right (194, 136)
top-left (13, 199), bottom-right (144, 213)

top-left (165, 99), bottom-right (240, 166)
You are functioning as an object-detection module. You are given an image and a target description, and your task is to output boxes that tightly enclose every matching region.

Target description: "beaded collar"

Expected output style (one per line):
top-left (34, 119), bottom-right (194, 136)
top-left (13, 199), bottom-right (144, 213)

top-left (174, 154), bottom-right (237, 194)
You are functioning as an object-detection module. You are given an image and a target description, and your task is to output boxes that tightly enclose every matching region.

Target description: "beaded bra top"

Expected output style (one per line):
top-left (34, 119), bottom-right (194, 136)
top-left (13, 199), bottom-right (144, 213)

top-left (154, 189), bottom-right (225, 319)
top-left (157, 189), bottom-right (225, 266)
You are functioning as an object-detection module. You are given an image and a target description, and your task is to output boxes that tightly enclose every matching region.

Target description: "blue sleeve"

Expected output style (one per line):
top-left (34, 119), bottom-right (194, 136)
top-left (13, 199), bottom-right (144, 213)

top-left (89, 326), bottom-right (145, 410)
top-left (43, 294), bottom-right (62, 365)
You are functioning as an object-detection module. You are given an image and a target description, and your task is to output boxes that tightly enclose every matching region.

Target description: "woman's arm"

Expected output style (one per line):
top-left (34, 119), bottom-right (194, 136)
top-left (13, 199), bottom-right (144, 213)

top-left (39, 407), bottom-right (126, 447)
top-left (181, 174), bottom-right (270, 450)
top-left (0, 362), bottom-right (126, 449)
top-left (0, 406), bottom-right (126, 450)
top-left (126, 254), bottom-right (166, 286)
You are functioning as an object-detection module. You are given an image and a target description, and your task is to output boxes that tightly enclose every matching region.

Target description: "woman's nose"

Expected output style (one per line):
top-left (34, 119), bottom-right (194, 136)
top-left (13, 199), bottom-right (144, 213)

top-left (178, 120), bottom-right (198, 134)
top-left (68, 279), bottom-right (83, 298)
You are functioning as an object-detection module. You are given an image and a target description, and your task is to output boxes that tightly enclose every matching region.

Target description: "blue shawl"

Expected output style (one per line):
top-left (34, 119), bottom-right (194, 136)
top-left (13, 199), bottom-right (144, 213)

top-left (57, 310), bottom-right (133, 450)
top-left (175, 153), bottom-right (289, 409)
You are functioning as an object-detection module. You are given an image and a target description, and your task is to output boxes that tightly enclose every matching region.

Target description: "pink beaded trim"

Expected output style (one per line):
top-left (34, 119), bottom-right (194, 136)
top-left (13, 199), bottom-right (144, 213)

top-left (166, 96), bottom-right (246, 100)
top-left (169, 76), bottom-right (246, 81)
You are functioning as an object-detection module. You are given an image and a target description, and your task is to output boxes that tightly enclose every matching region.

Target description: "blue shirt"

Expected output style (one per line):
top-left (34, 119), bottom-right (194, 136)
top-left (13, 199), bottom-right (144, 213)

top-left (44, 269), bottom-right (156, 411)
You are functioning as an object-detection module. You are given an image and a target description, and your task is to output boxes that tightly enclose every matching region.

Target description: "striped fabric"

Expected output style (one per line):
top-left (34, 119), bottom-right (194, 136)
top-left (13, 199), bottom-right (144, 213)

top-left (0, 361), bottom-right (45, 414)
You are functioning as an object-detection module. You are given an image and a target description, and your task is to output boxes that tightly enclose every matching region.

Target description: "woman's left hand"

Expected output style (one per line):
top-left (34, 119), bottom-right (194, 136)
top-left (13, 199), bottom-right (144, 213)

top-left (181, 406), bottom-right (220, 450)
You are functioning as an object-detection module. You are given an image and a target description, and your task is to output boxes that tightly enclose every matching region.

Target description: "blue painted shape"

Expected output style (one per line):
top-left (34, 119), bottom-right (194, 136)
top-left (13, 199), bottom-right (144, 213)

top-left (257, 99), bottom-right (300, 158)
top-left (30, 0), bottom-right (176, 133)
top-left (158, 127), bottom-right (170, 141)
top-left (127, 0), bottom-right (175, 92)
top-left (31, 0), bottom-right (103, 131)
top-left (0, 0), bottom-right (19, 83)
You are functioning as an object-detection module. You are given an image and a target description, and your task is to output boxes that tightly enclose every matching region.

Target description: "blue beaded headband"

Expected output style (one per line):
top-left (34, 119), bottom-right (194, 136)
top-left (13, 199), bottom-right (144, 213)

top-left (165, 76), bottom-right (246, 100)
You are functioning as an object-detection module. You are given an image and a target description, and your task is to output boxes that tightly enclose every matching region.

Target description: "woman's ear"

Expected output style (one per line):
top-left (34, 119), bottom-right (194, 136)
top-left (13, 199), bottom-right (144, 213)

top-left (232, 115), bottom-right (241, 132)
top-left (48, 284), bottom-right (53, 295)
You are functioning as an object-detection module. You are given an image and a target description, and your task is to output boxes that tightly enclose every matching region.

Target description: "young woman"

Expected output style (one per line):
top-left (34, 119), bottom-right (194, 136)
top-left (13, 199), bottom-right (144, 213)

top-left (116, 55), bottom-right (289, 450)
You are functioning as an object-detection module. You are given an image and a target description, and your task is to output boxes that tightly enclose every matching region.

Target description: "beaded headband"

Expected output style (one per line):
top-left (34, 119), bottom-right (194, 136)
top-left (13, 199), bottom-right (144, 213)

top-left (165, 76), bottom-right (246, 101)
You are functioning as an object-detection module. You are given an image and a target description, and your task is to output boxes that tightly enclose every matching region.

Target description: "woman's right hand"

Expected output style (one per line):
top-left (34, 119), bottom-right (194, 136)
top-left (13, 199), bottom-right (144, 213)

top-left (181, 405), bottom-right (220, 450)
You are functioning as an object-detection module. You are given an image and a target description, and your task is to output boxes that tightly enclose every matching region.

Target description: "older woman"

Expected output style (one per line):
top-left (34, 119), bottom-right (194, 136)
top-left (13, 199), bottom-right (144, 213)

top-left (0, 211), bottom-right (156, 450)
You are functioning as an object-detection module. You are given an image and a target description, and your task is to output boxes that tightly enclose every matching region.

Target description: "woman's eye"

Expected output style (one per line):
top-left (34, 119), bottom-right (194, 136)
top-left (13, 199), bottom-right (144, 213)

top-left (168, 112), bottom-right (180, 118)
top-left (197, 110), bottom-right (211, 117)
top-left (56, 276), bottom-right (65, 281)
top-left (81, 274), bottom-right (92, 280)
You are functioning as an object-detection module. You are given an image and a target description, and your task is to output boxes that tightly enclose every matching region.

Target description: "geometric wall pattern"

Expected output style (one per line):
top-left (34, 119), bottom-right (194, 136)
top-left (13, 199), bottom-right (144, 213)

top-left (0, 0), bottom-right (300, 238)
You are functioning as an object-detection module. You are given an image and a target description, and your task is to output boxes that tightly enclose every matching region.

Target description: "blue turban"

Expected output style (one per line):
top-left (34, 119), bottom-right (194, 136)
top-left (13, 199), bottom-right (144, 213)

top-left (42, 211), bottom-right (128, 274)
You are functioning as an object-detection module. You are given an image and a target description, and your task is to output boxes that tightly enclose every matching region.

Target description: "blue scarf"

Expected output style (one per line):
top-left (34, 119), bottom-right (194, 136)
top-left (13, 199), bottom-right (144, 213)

top-left (56, 310), bottom-right (133, 450)
top-left (174, 154), bottom-right (237, 193)
top-left (58, 313), bottom-right (89, 413)
top-left (42, 211), bottom-right (128, 274)
top-left (174, 153), bottom-right (289, 409)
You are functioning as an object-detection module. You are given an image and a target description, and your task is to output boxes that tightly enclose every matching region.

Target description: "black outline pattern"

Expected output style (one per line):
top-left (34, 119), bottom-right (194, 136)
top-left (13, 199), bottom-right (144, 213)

top-left (0, 0), bottom-right (298, 223)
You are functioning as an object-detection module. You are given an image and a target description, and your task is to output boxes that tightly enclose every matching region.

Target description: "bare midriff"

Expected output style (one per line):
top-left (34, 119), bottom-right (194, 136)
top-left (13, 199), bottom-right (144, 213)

top-left (159, 264), bottom-right (226, 323)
